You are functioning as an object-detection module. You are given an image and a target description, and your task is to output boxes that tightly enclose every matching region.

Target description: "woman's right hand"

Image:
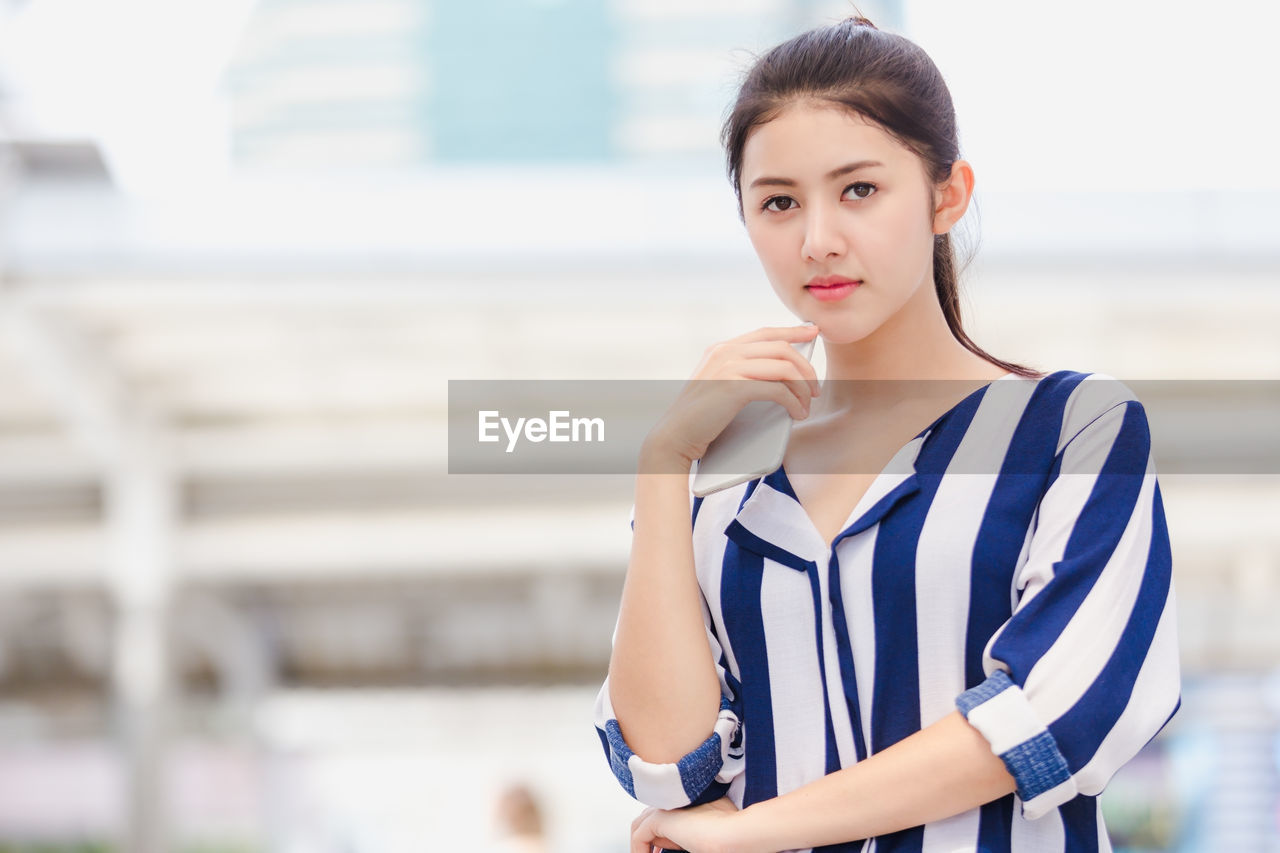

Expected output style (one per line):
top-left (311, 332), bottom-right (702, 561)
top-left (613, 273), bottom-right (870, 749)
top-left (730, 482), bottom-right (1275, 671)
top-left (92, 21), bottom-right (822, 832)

top-left (643, 323), bottom-right (822, 469)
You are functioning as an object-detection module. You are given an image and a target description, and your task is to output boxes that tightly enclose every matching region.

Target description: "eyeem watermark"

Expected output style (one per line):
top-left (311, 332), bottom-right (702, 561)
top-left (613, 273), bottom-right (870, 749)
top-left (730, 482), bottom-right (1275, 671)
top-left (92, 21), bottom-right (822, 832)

top-left (449, 379), bottom-right (1280, 474)
top-left (478, 410), bottom-right (605, 453)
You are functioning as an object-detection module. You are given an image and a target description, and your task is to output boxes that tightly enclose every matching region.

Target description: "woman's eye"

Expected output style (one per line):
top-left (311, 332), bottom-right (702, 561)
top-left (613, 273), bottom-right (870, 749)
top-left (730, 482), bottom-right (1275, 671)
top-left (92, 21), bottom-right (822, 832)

top-left (760, 182), bottom-right (877, 213)
top-left (761, 196), bottom-right (796, 213)
top-left (846, 182), bottom-right (877, 199)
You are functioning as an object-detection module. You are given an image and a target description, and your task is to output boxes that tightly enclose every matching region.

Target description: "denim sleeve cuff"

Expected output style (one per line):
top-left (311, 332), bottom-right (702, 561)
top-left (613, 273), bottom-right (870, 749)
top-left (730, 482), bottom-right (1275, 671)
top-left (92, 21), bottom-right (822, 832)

top-left (602, 695), bottom-right (744, 809)
top-left (956, 669), bottom-right (1078, 820)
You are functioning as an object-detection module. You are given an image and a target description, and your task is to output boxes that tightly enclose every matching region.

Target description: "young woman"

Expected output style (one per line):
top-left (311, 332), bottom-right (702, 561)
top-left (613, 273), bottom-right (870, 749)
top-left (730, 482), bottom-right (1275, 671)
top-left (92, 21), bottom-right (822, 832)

top-left (593, 16), bottom-right (1179, 853)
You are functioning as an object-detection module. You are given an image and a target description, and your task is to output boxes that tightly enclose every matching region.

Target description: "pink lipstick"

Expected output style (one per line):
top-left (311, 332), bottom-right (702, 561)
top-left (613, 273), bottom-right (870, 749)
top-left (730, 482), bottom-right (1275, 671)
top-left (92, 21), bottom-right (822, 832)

top-left (805, 275), bottom-right (861, 302)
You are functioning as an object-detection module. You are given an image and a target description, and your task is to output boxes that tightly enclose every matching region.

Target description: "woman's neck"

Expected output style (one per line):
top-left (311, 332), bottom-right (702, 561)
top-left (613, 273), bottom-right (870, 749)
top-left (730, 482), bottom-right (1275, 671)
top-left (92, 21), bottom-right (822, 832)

top-left (814, 280), bottom-right (1007, 416)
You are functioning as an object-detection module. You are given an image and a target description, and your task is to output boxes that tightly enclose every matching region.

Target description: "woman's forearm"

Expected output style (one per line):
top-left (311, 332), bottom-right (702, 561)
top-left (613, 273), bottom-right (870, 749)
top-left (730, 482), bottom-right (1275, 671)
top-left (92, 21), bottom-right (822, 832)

top-left (607, 441), bottom-right (723, 764)
top-left (732, 710), bottom-right (1017, 851)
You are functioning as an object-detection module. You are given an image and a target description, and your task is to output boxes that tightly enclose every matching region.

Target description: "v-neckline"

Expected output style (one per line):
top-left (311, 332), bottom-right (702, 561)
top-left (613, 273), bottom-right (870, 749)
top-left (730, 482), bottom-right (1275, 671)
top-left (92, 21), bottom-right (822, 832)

top-left (768, 371), bottom-right (1015, 551)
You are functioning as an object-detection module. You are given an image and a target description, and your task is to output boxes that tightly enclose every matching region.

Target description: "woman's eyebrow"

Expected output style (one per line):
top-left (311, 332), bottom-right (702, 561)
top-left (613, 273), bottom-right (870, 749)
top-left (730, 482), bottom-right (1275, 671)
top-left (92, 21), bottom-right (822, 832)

top-left (747, 159), bottom-right (884, 190)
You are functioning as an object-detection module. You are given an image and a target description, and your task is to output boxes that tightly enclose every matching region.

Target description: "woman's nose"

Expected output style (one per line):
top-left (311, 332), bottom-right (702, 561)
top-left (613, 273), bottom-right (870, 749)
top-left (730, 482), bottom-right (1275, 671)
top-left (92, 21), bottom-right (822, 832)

top-left (801, 205), bottom-right (846, 261)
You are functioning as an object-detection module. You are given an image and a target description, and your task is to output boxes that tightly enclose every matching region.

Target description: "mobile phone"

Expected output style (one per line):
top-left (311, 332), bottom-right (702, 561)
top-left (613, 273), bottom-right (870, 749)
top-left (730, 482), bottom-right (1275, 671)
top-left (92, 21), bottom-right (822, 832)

top-left (691, 327), bottom-right (818, 497)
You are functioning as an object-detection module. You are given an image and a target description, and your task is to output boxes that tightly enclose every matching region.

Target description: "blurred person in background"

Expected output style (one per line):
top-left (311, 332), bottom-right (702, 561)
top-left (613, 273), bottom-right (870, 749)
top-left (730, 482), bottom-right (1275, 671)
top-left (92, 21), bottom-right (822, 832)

top-left (592, 14), bottom-right (1180, 853)
top-left (488, 781), bottom-right (548, 853)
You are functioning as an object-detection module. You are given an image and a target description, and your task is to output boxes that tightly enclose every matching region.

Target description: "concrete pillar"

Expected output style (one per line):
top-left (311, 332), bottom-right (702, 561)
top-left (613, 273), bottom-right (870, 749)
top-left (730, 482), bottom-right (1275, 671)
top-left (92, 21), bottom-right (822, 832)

top-left (105, 403), bottom-right (176, 853)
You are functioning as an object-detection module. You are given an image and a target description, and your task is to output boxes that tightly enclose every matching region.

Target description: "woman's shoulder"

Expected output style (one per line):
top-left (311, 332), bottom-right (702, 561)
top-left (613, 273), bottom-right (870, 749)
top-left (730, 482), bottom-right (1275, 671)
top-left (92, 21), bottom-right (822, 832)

top-left (1010, 368), bottom-right (1148, 450)
top-left (1030, 367), bottom-right (1143, 408)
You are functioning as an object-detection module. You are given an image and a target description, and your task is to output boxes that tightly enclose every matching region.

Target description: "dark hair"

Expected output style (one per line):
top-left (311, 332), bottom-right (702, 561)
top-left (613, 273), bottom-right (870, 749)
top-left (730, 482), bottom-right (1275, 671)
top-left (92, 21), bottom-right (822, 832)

top-left (721, 16), bottom-right (1040, 378)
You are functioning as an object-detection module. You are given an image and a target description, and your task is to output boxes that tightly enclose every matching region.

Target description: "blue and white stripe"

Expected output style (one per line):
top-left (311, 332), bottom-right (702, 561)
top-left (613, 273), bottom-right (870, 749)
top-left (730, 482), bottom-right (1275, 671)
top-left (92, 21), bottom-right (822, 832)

top-left (593, 370), bottom-right (1180, 852)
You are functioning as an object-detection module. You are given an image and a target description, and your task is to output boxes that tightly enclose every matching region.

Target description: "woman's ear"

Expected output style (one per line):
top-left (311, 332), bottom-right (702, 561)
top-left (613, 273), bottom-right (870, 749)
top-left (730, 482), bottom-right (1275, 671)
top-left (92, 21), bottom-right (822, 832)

top-left (932, 159), bottom-right (974, 235)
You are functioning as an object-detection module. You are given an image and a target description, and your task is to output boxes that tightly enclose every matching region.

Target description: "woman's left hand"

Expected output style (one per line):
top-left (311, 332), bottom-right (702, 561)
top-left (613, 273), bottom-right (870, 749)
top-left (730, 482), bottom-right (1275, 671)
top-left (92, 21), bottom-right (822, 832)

top-left (630, 795), bottom-right (756, 853)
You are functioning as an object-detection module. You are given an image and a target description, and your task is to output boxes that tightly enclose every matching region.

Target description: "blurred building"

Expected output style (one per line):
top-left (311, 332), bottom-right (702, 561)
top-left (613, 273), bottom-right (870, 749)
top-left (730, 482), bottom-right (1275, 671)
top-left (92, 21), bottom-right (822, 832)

top-left (221, 0), bottom-right (907, 169)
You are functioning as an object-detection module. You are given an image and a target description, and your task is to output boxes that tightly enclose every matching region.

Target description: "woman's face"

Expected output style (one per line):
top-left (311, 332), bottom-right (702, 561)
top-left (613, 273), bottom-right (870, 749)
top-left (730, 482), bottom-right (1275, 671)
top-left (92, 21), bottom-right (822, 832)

top-left (740, 101), bottom-right (948, 346)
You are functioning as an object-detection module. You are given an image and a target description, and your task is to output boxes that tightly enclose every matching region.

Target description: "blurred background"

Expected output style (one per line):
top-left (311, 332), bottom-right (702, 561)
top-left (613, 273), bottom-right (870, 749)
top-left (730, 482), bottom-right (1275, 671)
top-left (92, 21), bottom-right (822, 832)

top-left (0, 0), bottom-right (1278, 850)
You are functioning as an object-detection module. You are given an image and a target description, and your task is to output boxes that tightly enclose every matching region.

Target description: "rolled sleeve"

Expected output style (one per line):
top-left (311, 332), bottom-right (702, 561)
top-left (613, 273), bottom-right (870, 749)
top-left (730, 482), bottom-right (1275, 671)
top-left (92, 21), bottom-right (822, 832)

top-left (956, 384), bottom-right (1181, 820)
top-left (957, 670), bottom-right (1078, 816)
top-left (593, 681), bottom-right (744, 809)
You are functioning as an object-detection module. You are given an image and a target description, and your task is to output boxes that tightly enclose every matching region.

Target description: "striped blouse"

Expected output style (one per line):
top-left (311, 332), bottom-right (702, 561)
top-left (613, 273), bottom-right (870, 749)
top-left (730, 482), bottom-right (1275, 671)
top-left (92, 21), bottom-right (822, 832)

top-left (593, 370), bottom-right (1181, 853)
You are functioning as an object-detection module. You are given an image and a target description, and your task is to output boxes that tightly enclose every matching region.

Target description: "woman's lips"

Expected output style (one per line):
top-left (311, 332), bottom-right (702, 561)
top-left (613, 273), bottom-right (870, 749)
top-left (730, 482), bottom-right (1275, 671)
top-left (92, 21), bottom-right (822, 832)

top-left (806, 281), bottom-right (861, 302)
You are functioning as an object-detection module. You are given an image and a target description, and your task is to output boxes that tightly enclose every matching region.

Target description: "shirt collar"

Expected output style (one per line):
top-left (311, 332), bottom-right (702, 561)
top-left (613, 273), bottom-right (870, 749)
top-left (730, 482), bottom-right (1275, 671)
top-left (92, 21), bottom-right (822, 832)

top-left (724, 431), bottom-right (930, 567)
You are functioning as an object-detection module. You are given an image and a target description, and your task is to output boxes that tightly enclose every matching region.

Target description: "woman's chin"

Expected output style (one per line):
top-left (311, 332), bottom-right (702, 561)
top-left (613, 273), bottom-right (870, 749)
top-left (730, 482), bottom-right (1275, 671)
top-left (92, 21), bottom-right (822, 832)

top-left (812, 323), bottom-right (873, 347)
top-left (783, 305), bottom-right (876, 345)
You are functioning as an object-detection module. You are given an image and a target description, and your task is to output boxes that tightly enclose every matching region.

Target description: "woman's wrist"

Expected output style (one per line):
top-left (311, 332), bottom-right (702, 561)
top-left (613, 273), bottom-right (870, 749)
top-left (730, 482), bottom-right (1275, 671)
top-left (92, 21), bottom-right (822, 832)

top-left (638, 433), bottom-right (696, 475)
top-left (723, 804), bottom-right (780, 853)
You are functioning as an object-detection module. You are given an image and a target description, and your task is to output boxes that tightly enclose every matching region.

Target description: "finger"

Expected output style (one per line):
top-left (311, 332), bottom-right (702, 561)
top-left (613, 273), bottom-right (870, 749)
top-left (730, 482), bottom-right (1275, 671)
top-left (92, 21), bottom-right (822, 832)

top-left (722, 365), bottom-right (812, 418)
top-left (731, 366), bottom-right (814, 415)
top-left (631, 807), bottom-right (656, 835)
top-left (726, 340), bottom-right (821, 395)
top-left (713, 377), bottom-right (808, 421)
top-left (731, 323), bottom-right (821, 346)
top-left (632, 814), bottom-right (684, 853)
top-left (631, 813), bottom-right (657, 853)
